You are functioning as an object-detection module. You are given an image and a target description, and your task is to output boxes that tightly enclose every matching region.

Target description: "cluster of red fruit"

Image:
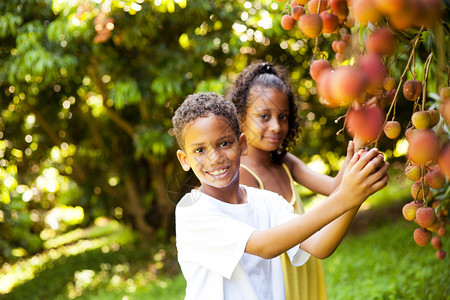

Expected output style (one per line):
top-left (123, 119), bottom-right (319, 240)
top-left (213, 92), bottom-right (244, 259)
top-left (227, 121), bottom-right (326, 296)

top-left (93, 14), bottom-right (114, 44)
top-left (400, 87), bottom-right (449, 259)
top-left (280, 0), bottom-right (351, 38)
top-left (275, 0), bottom-right (448, 258)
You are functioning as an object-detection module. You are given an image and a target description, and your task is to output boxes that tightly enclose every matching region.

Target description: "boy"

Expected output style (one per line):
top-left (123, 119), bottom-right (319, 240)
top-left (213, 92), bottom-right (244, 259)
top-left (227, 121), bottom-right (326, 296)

top-left (172, 92), bottom-right (388, 300)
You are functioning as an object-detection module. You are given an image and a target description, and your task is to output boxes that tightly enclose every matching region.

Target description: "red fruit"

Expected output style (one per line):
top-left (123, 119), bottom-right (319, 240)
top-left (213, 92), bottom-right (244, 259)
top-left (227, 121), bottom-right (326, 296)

top-left (403, 80), bottom-right (422, 101)
top-left (351, 0), bottom-right (382, 24)
top-left (402, 201), bottom-right (421, 221)
top-left (330, 0), bottom-right (349, 22)
top-left (436, 250), bottom-right (446, 260)
top-left (438, 143), bottom-right (450, 177)
top-left (424, 168), bottom-right (445, 189)
top-left (431, 236), bottom-right (442, 250)
top-left (407, 130), bottom-right (440, 164)
top-left (346, 104), bottom-right (385, 143)
top-left (427, 220), bottom-right (440, 232)
top-left (329, 67), bottom-right (365, 106)
top-left (440, 86), bottom-right (450, 101)
top-left (428, 110), bottom-right (440, 127)
top-left (415, 206), bottom-right (436, 228)
top-left (410, 181), bottom-right (430, 202)
top-left (357, 54), bottom-right (386, 91)
top-left (291, 1), bottom-right (299, 7)
top-left (388, 0), bottom-right (422, 30)
top-left (335, 52), bottom-right (348, 62)
top-left (310, 59), bottom-right (332, 82)
top-left (320, 11), bottom-right (339, 33)
top-left (307, 0), bottom-right (329, 13)
top-left (299, 13), bottom-right (323, 38)
top-left (383, 121), bottom-right (401, 139)
top-left (291, 5), bottom-right (306, 21)
top-left (440, 100), bottom-right (450, 124)
top-left (414, 228), bottom-right (432, 246)
top-left (417, 0), bottom-right (443, 28)
top-left (437, 226), bottom-right (446, 237)
top-left (367, 27), bottom-right (396, 56)
top-left (281, 15), bottom-right (296, 30)
top-left (317, 70), bottom-right (339, 108)
top-left (374, 0), bottom-right (407, 15)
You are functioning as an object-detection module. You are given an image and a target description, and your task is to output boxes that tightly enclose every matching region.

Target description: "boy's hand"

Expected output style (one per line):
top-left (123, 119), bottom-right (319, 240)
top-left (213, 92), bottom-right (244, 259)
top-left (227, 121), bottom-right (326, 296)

top-left (338, 148), bottom-right (389, 209)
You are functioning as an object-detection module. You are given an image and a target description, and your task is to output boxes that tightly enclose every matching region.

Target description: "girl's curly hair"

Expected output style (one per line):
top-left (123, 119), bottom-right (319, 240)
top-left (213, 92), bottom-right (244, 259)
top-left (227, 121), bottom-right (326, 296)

top-left (172, 92), bottom-right (241, 150)
top-left (226, 61), bottom-right (302, 163)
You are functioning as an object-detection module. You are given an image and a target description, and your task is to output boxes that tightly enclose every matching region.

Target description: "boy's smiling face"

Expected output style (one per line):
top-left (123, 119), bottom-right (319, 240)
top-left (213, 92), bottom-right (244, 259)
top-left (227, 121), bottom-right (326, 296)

top-left (177, 115), bottom-right (247, 190)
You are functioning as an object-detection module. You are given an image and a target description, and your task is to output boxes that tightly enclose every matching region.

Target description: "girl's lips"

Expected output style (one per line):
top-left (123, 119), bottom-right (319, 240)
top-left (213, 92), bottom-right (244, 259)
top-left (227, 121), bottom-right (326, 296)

top-left (265, 136), bottom-right (282, 143)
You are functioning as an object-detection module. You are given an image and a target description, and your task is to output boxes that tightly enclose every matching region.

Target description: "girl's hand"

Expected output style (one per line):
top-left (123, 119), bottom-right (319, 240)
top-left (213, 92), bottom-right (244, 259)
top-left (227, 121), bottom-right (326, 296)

top-left (338, 148), bottom-right (389, 209)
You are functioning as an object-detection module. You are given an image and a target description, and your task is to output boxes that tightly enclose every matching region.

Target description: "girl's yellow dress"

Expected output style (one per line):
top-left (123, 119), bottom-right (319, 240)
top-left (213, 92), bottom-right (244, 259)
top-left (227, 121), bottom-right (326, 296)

top-left (241, 163), bottom-right (328, 300)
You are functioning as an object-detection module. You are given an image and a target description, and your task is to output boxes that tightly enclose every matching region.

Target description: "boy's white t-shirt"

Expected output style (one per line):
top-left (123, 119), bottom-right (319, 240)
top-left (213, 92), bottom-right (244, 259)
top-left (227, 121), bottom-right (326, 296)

top-left (175, 185), bottom-right (311, 300)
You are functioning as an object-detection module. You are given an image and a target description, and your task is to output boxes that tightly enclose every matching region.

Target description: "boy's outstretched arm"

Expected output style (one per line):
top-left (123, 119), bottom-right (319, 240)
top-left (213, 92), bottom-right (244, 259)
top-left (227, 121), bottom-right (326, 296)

top-left (245, 148), bottom-right (389, 260)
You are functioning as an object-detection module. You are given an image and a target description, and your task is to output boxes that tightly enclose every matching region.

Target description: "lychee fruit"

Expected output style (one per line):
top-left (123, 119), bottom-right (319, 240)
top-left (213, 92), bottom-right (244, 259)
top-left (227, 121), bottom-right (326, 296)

top-left (366, 27), bottom-right (395, 56)
top-left (307, 0), bottom-right (329, 14)
top-left (357, 53), bottom-right (386, 91)
top-left (291, 5), bottom-right (306, 21)
top-left (405, 164), bottom-right (422, 181)
top-left (329, 66), bottom-right (365, 106)
top-left (440, 86), bottom-right (450, 101)
top-left (431, 236), bottom-right (442, 250)
top-left (415, 206), bottom-right (436, 228)
top-left (330, 0), bottom-right (349, 22)
top-left (299, 13), bottom-right (323, 38)
top-left (437, 226), bottom-right (446, 237)
top-left (436, 250), bottom-right (446, 260)
top-left (320, 11), bottom-right (339, 33)
top-left (346, 104), bottom-right (385, 144)
top-left (428, 110), bottom-right (440, 127)
top-left (411, 110), bottom-right (431, 130)
top-left (383, 121), bottom-right (401, 139)
top-left (407, 129), bottom-right (440, 164)
top-left (427, 219), bottom-right (441, 232)
top-left (310, 59), bottom-right (332, 82)
top-left (403, 80), bottom-right (422, 101)
top-left (281, 15), bottom-right (296, 30)
top-left (438, 143), bottom-right (450, 177)
top-left (414, 228), bottom-right (431, 246)
top-left (402, 201), bottom-right (421, 221)
top-left (383, 77), bottom-right (396, 91)
top-left (410, 181), bottom-right (430, 201)
top-left (424, 168), bottom-right (445, 189)
top-left (440, 100), bottom-right (450, 124)
top-left (351, 0), bottom-right (382, 25)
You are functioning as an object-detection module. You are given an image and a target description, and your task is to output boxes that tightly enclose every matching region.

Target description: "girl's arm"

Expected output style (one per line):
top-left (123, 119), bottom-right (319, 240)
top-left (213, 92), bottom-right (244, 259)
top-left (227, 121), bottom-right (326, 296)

top-left (245, 149), bottom-right (389, 259)
top-left (285, 140), bottom-right (364, 196)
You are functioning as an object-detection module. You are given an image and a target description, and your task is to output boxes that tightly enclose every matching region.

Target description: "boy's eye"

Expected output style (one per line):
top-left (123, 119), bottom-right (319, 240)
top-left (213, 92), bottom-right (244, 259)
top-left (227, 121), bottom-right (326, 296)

top-left (194, 148), bottom-right (205, 154)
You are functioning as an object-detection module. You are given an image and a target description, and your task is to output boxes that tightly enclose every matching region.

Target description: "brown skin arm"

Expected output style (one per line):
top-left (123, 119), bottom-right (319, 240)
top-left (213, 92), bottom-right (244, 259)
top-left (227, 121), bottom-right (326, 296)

top-left (245, 148), bottom-right (389, 259)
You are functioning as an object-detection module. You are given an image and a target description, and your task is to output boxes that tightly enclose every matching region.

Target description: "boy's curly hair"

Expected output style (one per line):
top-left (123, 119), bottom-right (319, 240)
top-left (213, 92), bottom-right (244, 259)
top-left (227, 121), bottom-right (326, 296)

top-left (226, 61), bottom-right (302, 163)
top-left (172, 92), bottom-right (241, 150)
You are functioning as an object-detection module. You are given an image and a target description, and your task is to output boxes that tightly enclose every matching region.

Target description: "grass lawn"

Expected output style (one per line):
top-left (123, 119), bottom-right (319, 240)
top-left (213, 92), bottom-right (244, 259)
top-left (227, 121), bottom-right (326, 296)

top-left (1, 172), bottom-right (449, 299)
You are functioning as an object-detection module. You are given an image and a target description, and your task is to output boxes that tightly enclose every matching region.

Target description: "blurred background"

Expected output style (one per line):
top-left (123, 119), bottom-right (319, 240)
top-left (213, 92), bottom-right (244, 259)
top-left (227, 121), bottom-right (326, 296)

top-left (0, 0), bottom-right (449, 299)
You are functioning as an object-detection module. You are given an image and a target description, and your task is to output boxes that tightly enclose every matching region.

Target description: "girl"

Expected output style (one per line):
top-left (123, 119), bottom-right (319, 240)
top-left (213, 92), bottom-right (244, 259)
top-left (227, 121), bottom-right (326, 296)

top-left (226, 62), bottom-right (366, 300)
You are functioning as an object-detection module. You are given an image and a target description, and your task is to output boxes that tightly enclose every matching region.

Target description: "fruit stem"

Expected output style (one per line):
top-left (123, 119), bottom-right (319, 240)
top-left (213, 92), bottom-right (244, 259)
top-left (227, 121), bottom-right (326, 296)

top-left (421, 53), bottom-right (433, 111)
top-left (313, 0), bottom-right (323, 57)
top-left (374, 26), bottom-right (424, 148)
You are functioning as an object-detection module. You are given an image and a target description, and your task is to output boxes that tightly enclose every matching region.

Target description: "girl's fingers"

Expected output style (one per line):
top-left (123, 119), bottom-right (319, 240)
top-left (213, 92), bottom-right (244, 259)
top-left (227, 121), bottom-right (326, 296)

top-left (347, 140), bottom-right (355, 157)
top-left (353, 148), bottom-right (380, 171)
top-left (367, 161), bottom-right (389, 184)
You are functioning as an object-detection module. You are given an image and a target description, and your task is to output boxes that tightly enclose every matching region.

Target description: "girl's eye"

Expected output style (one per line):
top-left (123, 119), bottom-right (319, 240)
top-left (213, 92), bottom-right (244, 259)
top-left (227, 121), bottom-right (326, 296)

top-left (260, 114), bottom-right (269, 120)
top-left (280, 114), bottom-right (288, 120)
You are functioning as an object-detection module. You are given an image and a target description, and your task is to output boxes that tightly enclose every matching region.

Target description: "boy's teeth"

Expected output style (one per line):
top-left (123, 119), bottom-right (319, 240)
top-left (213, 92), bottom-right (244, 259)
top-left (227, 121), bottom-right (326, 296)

top-left (210, 168), bottom-right (227, 175)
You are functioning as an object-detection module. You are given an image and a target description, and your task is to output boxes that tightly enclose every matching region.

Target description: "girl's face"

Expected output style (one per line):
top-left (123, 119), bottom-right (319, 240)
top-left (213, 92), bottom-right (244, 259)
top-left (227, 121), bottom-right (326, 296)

top-left (242, 87), bottom-right (289, 152)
